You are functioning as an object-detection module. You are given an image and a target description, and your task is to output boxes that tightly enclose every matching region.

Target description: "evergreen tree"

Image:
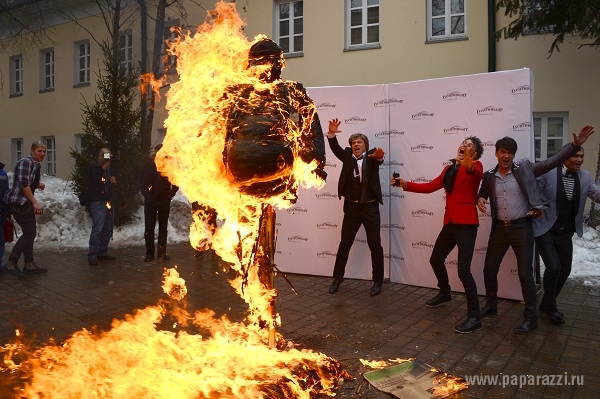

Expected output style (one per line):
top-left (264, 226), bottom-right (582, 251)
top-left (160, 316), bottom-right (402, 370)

top-left (71, 41), bottom-right (143, 226)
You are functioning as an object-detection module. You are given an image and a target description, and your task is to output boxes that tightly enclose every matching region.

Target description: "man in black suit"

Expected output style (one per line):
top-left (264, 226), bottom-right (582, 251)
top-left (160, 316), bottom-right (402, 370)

top-left (327, 118), bottom-right (385, 296)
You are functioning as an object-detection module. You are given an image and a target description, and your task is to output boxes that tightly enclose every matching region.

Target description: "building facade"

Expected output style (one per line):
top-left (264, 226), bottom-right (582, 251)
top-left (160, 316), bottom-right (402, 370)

top-left (1, 1), bottom-right (599, 185)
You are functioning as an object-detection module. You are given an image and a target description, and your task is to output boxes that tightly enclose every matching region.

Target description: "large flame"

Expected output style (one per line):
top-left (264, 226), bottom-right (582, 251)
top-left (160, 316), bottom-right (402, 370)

top-left (154, 1), bottom-right (324, 330)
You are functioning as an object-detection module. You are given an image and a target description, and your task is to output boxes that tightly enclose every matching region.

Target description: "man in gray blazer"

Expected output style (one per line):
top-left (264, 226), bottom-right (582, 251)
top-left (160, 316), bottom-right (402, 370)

top-left (534, 141), bottom-right (600, 325)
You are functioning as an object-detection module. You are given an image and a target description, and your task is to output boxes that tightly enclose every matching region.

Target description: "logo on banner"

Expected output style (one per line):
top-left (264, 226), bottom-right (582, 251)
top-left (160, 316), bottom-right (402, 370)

top-left (511, 85), bottom-right (530, 95)
top-left (287, 207), bottom-right (308, 215)
top-left (384, 192), bottom-right (405, 200)
top-left (275, 249), bottom-right (282, 256)
top-left (317, 102), bottom-right (337, 110)
top-left (344, 116), bottom-right (367, 124)
top-left (483, 140), bottom-right (496, 149)
top-left (375, 129), bottom-right (405, 138)
top-left (444, 260), bottom-right (458, 268)
top-left (512, 121), bottom-right (531, 132)
top-left (412, 241), bottom-right (434, 249)
top-left (442, 91), bottom-right (467, 101)
top-left (474, 246), bottom-right (487, 254)
top-left (478, 211), bottom-right (492, 220)
top-left (411, 209), bottom-right (434, 217)
top-left (410, 144), bottom-right (434, 152)
top-left (354, 237), bottom-right (367, 244)
top-left (510, 268), bottom-right (519, 275)
top-left (411, 177), bottom-right (433, 183)
top-left (386, 254), bottom-right (405, 262)
top-left (389, 160), bottom-right (404, 168)
top-left (315, 192), bottom-right (338, 200)
top-left (288, 235), bottom-right (308, 242)
top-left (411, 111), bottom-right (435, 120)
top-left (374, 98), bottom-right (404, 107)
top-left (317, 222), bottom-right (339, 229)
top-left (442, 160), bottom-right (452, 166)
top-left (324, 162), bottom-right (338, 169)
top-left (381, 223), bottom-right (405, 231)
top-left (317, 251), bottom-right (337, 258)
top-left (476, 106), bottom-right (503, 115)
top-left (443, 125), bottom-right (469, 135)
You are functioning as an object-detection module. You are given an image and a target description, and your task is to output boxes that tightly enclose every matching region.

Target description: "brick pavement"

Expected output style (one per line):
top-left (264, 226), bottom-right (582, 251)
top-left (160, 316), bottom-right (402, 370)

top-left (1, 242), bottom-right (599, 398)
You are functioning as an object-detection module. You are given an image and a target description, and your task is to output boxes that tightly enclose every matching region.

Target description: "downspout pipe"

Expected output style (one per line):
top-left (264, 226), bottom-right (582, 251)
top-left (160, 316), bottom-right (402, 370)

top-left (488, 0), bottom-right (497, 72)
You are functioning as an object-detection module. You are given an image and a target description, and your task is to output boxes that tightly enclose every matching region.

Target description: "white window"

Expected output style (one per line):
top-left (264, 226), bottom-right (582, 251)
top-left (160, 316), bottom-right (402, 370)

top-left (533, 113), bottom-right (568, 161)
top-left (427, 0), bottom-right (467, 42)
top-left (11, 138), bottom-right (24, 166)
top-left (42, 136), bottom-right (56, 176)
top-left (161, 20), bottom-right (179, 73)
top-left (275, 1), bottom-right (303, 54)
top-left (74, 133), bottom-right (83, 153)
top-left (75, 40), bottom-right (91, 85)
top-left (10, 55), bottom-right (24, 96)
top-left (40, 48), bottom-right (55, 91)
top-left (346, 0), bottom-right (380, 48)
top-left (118, 31), bottom-right (133, 74)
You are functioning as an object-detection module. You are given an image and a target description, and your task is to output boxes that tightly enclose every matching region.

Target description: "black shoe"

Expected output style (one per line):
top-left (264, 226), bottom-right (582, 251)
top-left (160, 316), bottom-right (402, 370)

top-left (158, 253), bottom-right (171, 260)
top-left (97, 254), bottom-right (116, 260)
top-left (514, 319), bottom-right (538, 334)
top-left (5, 261), bottom-right (25, 279)
top-left (23, 262), bottom-right (48, 275)
top-left (480, 305), bottom-right (498, 318)
top-left (425, 292), bottom-right (451, 307)
top-left (455, 317), bottom-right (482, 333)
top-left (329, 278), bottom-right (343, 294)
top-left (370, 281), bottom-right (383, 296)
top-left (88, 256), bottom-right (98, 266)
top-left (547, 311), bottom-right (565, 325)
top-left (144, 254), bottom-right (154, 262)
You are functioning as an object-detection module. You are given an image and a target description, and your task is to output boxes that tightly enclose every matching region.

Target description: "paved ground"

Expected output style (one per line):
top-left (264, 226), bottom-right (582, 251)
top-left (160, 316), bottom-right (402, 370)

top-left (1, 242), bottom-right (599, 398)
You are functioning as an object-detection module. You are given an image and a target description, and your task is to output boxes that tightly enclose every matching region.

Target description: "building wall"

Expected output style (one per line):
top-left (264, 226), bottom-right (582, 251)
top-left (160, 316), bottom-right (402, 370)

top-left (1, 0), bottom-right (599, 182)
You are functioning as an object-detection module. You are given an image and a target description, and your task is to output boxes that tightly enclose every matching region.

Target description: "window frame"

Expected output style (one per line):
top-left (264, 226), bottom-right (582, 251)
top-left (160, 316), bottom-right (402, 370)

top-left (74, 40), bottom-right (91, 86)
top-left (118, 31), bottom-right (133, 74)
top-left (9, 54), bottom-right (24, 97)
top-left (39, 48), bottom-right (55, 92)
top-left (11, 138), bottom-right (24, 166)
top-left (533, 112), bottom-right (568, 162)
top-left (160, 19), bottom-right (180, 73)
top-left (41, 136), bottom-right (56, 176)
top-left (426, 0), bottom-right (467, 43)
top-left (345, 0), bottom-right (381, 50)
top-left (274, 0), bottom-right (304, 56)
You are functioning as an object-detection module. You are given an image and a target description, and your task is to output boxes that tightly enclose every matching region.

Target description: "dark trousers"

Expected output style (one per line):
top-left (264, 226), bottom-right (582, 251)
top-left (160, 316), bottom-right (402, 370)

top-left (430, 224), bottom-right (480, 318)
top-left (8, 203), bottom-right (37, 263)
top-left (483, 219), bottom-right (537, 320)
top-left (332, 201), bottom-right (384, 282)
top-left (144, 198), bottom-right (171, 256)
top-left (535, 225), bottom-right (574, 314)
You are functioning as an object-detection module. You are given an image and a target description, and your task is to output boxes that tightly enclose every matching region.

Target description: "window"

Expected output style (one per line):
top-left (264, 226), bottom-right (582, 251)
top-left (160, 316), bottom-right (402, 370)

top-left (427, 0), bottom-right (466, 42)
top-left (9, 55), bottom-right (23, 96)
top-left (161, 20), bottom-right (180, 73)
top-left (346, 0), bottom-right (380, 48)
top-left (533, 113), bottom-right (568, 161)
top-left (11, 138), bottom-right (24, 166)
top-left (157, 128), bottom-right (167, 145)
top-left (118, 31), bottom-right (133, 74)
top-left (275, 1), bottom-right (303, 54)
top-left (42, 136), bottom-right (56, 176)
top-left (40, 48), bottom-right (55, 91)
top-left (75, 40), bottom-right (91, 85)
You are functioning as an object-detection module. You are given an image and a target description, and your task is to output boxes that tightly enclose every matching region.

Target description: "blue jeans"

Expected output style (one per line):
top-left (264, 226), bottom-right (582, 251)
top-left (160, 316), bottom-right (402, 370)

top-left (88, 201), bottom-right (113, 258)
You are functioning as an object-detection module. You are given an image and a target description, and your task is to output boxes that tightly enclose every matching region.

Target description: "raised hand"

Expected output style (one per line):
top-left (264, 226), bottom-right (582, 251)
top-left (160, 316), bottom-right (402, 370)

top-left (369, 147), bottom-right (385, 161)
top-left (572, 125), bottom-right (594, 147)
top-left (328, 118), bottom-right (342, 135)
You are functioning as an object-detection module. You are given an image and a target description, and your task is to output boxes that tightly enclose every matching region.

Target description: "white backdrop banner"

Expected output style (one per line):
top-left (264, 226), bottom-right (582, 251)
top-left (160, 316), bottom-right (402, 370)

top-left (275, 69), bottom-right (533, 301)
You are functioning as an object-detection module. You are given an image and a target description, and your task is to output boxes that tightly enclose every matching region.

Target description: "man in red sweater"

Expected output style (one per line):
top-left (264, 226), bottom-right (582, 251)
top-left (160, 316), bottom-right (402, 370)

top-left (392, 137), bottom-right (483, 333)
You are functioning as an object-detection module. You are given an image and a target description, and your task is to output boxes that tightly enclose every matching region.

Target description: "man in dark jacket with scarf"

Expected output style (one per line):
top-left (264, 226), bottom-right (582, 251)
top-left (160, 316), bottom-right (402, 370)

top-left (140, 144), bottom-right (179, 262)
top-left (476, 125), bottom-right (593, 333)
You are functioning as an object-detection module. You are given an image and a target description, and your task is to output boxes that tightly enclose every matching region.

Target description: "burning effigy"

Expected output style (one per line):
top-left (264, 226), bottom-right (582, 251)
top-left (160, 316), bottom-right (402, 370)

top-left (0, 2), bottom-right (351, 398)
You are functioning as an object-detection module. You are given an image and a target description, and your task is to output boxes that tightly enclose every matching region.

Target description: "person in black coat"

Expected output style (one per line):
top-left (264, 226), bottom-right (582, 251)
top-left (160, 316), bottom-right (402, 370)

top-left (326, 118), bottom-right (385, 296)
top-left (140, 144), bottom-right (179, 262)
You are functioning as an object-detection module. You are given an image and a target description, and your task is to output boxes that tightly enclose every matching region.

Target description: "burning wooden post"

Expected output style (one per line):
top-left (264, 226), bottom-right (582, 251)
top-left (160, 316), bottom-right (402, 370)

top-left (256, 204), bottom-right (277, 348)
